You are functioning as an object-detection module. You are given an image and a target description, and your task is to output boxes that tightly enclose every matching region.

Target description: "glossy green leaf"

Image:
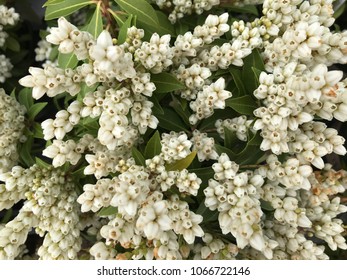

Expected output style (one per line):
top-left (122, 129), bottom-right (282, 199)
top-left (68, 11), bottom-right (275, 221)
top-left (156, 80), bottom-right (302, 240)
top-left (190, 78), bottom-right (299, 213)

top-left (35, 157), bottom-right (51, 169)
top-left (132, 147), bottom-right (146, 166)
top-left (58, 52), bottom-right (78, 69)
top-left (86, 3), bottom-right (103, 39)
top-left (170, 95), bottom-right (190, 126)
top-left (151, 73), bottom-right (185, 93)
top-left (19, 137), bottom-right (35, 167)
top-left (98, 206), bottom-right (118, 217)
top-left (18, 88), bottom-right (34, 111)
top-left (261, 200), bottom-right (275, 211)
top-left (137, 10), bottom-right (175, 36)
top-left (215, 144), bottom-right (236, 159)
top-left (225, 95), bottom-right (257, 115)
top-left (150, 95), bottom-right (164, 115)
top-left (242, 49), bottom-right (265, 95)
top-left (109, 9), bottom-right (127, 26)
top-left (144, 131), bottom-right (162, 159)
top-left (224, 127), bottom-right (239, 150)
top-left (118, 14), bottom-right (133, 44)
top-left (5, 36), bottom-right (20, 52)
top-left (166, 151), bottom-right (197, 171)
top-left (28, 102), bottom-right (48, 120)
top-left (196, 201), bottom-right (219, 223)
top-left (226, 5), bottom-right (259, 16)
top-left (114, 0), bottom-right (159, 27)
top-left (229, 66), bottom-right (246, 96)
top-left (45, 0), bottom-right (94, 20)
top-left (43, 0), bottom-right (64, 6)
top-left (33, 123), bottom-right (44, 139)
top-left (156, 108), bottom-right (188, 132)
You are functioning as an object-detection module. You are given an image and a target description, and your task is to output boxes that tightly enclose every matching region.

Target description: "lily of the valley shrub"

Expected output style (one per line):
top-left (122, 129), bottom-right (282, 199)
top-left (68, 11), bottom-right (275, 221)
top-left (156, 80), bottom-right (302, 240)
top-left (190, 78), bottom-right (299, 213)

top-left (0, 0), bottom-right (346, 260)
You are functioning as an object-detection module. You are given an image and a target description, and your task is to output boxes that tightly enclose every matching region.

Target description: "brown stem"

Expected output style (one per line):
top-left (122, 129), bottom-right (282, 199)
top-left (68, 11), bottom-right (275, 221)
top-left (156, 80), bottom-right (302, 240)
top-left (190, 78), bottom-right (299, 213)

top-left (99, 0), bottom-right (117, 38)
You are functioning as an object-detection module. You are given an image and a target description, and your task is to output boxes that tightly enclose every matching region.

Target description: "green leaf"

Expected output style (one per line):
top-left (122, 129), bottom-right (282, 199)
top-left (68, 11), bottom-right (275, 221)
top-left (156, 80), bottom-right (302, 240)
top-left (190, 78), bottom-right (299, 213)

top-left (170, 95), bottom-right (190, 126)
top-left (261, 199), bottom-right (275, 211)
top-left (242, 49), bottom-right (265, 95)
top-left (28, 102), bottom-right (48, 120)
top-left (45, 0), bottom-right (94, 20)
top-left (166, 151), bottom-right (197, 171)
top-left (225, 95), bottom-right (257, 116)
top-left (151, 73), bottom-right (185, 93)
top-left (58, 52), bottom-right (78, 69)
top-left (118, 14), bottom-right (133, 44)
top-left (224, 127), bottom-right (239, 150)
top-left (109, 9), bottom-right (127, 26)
top-left (33, 123), bottom-right (44, 139)
top-left (5, 36), bottom-right (20, 52)
top-left (149, 95), bottom-right (164, 115)
top-left (137, 10), bottom-right (175, 36)
top-left (132, 147), bottom-right (146, 166)
top-left (43, 0), bottom-right (64, 7)
top-left (215, 144), bottom-right (236, 159)
top-left (225, 5), bottom-right (259, 16)
top-left (98, 206), bottom-right (118, 217)
top-left (196, 201), bottom-right (219, 223)
top-left (35, 157), bottom-right (51, 169)
top-left (114, 0), bottom-right (159, 27)
top-left (144, 131), bottom-right (162, 159)
top-left (86, 3), bottom-right (103, 39)
top-left (19, 137), bottom-right (35, 167)
top-left (229, 66), bottom-right (246, 96)
top-left (18, 88), bottom-right (34, 111)
top-left (334, 2), bottom-right (346, 19)
top-left (156, 108), bottom-right (188, 132)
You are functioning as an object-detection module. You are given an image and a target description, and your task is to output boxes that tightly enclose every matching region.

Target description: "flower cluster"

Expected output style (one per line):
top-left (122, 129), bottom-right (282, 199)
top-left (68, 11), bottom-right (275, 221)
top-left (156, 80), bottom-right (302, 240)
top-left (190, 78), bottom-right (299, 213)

top-left (0, 89), bottom-right (26, 174)
top-left (1, 0), bottom-right (346, 260)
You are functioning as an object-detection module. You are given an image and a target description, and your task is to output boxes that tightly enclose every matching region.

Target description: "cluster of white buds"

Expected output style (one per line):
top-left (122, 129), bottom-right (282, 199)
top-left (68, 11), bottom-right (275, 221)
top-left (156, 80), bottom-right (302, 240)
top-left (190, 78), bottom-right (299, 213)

top-left (77, 179), bottom-right (115, 212)
top-left (287, 122), bottom-right (346, 169)
top-left (192, 233), bottom-right (239, 260)
top-left (174, 63), bottom-right (211, 100)
top-left (191, 129), bottom-right (218, 161)
top-left (0, 5), bottom-right (19, 26)
top-left (89, 30), bottom-right (136, 81)
top-left (262, 155), bottom-right (313, 190)
top-left (215, 116), bottom-right (254, 142)
top-left (19, 66), bottom-right (81, 99)
top-left (204, 166), bottom-right (267, 254)
top-left (160, 131), bottom-right (192, 163)
top-left (262, 0), bottom-right (347, 71)
top-left (46, 17), bottom-right (93, 60)
top-left (152, 0), bottom-right (220, 23)
top-left (0, 165), bottom-right (82, 259)
top-left (0, 89), bottom-right (26, 173)
top-left (135, 33), bottom-right (173, 74)
top-left (0, 54), bottom-right (13, 83)
top-left (0, 211), bottom-right (36, 259)
top-left (168, 194), bottom-right (204, 244)
top-left (35, 38), bottom-right (53, 63)
top-left (172, 32), bottom-right (203, 65)
top-left (189, 77), bottom-right (232, 124)
top-left (0, 5), bottom-right (19, 82)
top-left (43, 139), bottom-right (81, 167)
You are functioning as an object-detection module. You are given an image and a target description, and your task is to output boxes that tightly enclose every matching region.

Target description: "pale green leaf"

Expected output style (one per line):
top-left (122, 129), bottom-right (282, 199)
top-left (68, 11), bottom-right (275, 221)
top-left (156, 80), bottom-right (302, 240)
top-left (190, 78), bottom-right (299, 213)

top-left (118, 14), bottom-right (133, 44)
top-left (98, 206), bottom-right (118, 216)
top-left (45, 0), bottom-right (94, 20)
top-left (86, 3), bottom-right (103, 39)
top-left (58, 52), bottom-right (78, 69)
top-left (114, 0), bottom-right (159, 27)
top-left (166, 151), bottom-right (197, 171)
top-left (35, 157), bottom-right (51, 169)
